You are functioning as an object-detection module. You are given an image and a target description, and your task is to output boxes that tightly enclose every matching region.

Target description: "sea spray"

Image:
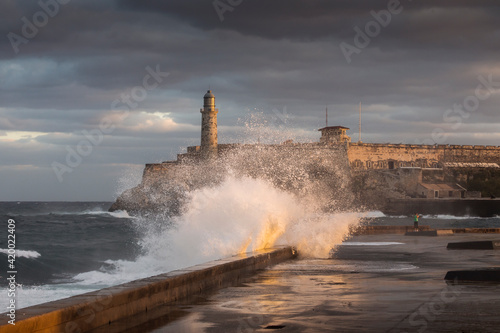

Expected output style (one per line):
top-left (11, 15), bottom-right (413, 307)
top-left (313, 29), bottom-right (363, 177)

top-left (282, 212), bottom-right (361, 258)
top-left (79, 172), bottom-right (361, 288)
top-left (131, 174), bottom-right (361, 275)
top-left (146, 176), bottom-right (299, 267)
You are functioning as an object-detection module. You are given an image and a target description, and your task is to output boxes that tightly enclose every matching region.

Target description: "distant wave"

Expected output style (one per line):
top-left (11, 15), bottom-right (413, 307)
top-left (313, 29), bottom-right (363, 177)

top-left (105, 210), bottom-right (132, 218)
top-left (360, 211), bottom-right (387, 218)
top-left (421, 214), bottom-right (483, 220)
top-left (49, 209), bottom-right (133, 218)
top-left (5, 209), bottom-right (133, 219)
top-left (78, 209), bottom-right (132, 218)
top-left (0, 249), bottom-right (41, 259)
top-left (363, 211), bottom-right (497, 220)
top-left (359, 211), bottom-right (408, 219)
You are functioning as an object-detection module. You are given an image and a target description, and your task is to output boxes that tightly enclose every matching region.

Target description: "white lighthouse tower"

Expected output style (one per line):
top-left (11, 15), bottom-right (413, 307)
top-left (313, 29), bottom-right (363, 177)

top-left (200, 90), bottom-right (218, 159)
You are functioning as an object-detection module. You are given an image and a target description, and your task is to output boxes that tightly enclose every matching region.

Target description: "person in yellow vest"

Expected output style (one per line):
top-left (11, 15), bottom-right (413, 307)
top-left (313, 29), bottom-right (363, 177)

top-left (414, 213), bottom-right (420, 231)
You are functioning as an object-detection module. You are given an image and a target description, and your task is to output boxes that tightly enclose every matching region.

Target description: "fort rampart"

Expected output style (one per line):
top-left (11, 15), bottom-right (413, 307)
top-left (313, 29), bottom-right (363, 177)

top-left (140, 142), bottom-right (500, 188)
top-left (347, 143), bottom-right (500, 170)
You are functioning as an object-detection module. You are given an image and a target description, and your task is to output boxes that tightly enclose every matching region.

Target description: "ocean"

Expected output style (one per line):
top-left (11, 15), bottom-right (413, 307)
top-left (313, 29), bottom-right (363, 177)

top-left (1, 199), bottom-right (499, 311)
top-left (0, 202), bottom-right (140, 310)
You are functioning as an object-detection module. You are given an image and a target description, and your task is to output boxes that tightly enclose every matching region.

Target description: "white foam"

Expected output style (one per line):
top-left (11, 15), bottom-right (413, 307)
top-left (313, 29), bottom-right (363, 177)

top-left (359, 211), bottom-right (387, 218)
top-left (0, 285), bottom-right (99, 310)
top-left (51, 209), bottom-right (133, 218)
top-left (357, 211), bottom-right (410, 219)
top-left (421, 214), bottom-right (476, 220)
top-left (0, 249), bottom-right (41, 259)
top-left (106, 210), bottom-right (132, 218)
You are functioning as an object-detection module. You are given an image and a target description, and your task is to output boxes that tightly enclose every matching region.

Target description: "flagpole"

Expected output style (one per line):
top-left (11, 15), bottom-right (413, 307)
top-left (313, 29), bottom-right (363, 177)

top-left (359, 102), bottom-right (362, 143)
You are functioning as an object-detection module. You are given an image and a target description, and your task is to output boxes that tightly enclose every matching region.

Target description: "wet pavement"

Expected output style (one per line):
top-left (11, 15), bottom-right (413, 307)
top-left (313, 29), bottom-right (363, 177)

top-left (124, 233), bottom-right (500, 332)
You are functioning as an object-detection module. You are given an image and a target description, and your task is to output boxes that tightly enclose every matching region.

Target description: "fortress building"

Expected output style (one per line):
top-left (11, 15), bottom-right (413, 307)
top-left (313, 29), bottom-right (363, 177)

top-left (318, 126), bottom-right (351, 144)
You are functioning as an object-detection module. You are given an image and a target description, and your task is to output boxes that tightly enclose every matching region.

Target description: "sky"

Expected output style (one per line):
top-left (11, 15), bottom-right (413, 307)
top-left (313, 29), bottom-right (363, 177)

top-left (1, 0), bottom-right (500, 201)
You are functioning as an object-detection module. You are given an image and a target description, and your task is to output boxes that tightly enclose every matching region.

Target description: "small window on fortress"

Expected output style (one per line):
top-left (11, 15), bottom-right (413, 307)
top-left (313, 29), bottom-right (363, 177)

top-left (399, 162), bottom-right (404, 167)
top-left (367, 161), bottom-right (372, 168)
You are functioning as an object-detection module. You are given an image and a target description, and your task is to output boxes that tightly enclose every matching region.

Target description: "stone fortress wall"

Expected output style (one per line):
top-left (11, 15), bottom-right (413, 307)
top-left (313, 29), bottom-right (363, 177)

top-left (143, 162), bottom-right (177, 186)
top-left (138, 144), bottom-right (499, 212)
top-left (347, 143), bottom-right (500, 170)
top-left (143, 139), bottom-right (500, 184)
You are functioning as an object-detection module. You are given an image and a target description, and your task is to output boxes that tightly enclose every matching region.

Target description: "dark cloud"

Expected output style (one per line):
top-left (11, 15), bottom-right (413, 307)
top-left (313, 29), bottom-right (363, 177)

top-left (118, 0), bottom-right (500, 47)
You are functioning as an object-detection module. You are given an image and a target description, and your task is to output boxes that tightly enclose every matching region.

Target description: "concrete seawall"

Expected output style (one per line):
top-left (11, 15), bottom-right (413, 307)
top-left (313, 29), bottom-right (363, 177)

top-left (0, 246), bottom-right (296, 333)
top-left (450, 228), bottom-right (500, 233)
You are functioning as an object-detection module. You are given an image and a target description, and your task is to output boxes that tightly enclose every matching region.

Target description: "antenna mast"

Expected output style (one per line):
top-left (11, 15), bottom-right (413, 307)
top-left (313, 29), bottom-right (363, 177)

top-left (359, 102), bottom-right (362, 143)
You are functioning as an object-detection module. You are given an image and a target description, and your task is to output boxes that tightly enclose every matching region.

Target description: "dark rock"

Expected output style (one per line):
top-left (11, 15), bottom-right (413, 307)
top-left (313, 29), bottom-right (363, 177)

top-left (447, 241), bottom-right (500, 250)
top-left (445, 268), bottom-right (500, 282)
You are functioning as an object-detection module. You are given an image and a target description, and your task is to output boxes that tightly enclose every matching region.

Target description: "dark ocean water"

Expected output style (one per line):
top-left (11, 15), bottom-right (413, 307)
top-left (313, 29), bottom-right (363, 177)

top-left (0, 202), bottom-right (138, 286)
top-left (0, 202), bottom-right (146, 309)
top-left (0, 202), bottom-right (499, 310)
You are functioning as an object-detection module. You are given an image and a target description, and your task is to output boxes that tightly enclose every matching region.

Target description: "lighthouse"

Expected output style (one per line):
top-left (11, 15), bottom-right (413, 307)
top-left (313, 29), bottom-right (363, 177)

top-left (200, 90), bottom-right (218, 159)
